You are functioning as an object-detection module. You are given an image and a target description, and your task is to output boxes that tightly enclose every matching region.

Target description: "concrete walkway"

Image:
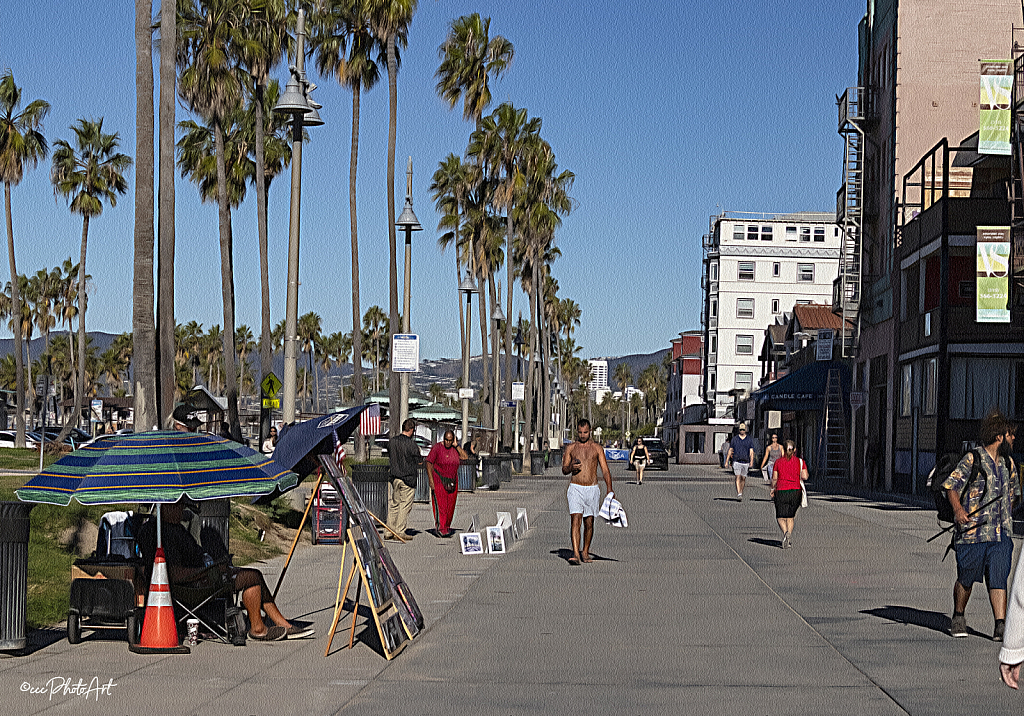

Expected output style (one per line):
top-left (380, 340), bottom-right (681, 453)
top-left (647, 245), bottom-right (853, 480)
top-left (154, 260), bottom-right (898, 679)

top-left (2, 464), bottom-right (1022, 715)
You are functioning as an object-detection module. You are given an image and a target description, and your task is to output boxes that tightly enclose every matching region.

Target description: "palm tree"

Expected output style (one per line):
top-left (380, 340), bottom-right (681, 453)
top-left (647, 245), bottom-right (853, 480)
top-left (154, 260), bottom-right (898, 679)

top-left (369, 0), bottom-right (417, 438)
top-left (311, 0), bottom-right (382, 457)
top-left (235, 0), bottom-right (289, 405)
top-left (134, 0), bottom-right (157, 433)
top-left (435, 14), bottom-right (514, 131)
top-left (613, 362), bottom-right (632, 439)
top-left (157, 0), bottom-right (177, 427)
top-left (51, 117), bottom-right (131, 440)
top-left (178, 0), bottom-right (248, 441)
top-left (430, 153), bottom-right (474, 368)
top-left (362, 305), bottom-right (388, 393)
top-left (297, 311), bottom-right (322, 413)
top-left (235, 324), bottom-right (256, 398)
top-left (0, 70), bottom-right (49, 447)
top-left (203, 324), bottom-right (223, 393)
top-left (323, 330), bottom-right (351, 408)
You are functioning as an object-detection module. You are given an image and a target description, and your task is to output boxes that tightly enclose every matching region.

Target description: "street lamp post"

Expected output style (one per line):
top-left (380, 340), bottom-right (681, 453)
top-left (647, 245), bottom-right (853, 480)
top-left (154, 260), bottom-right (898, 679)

top-left (274, 8), bottom-right (323, 425)
top-left (459, 274), bottom-right (478, 443)
top-left (513, 327), bottom-right (525, 453)
top-left (490, 283), bottom-right (505, 439)
top-left (395, 157), bottom-right (421, 426)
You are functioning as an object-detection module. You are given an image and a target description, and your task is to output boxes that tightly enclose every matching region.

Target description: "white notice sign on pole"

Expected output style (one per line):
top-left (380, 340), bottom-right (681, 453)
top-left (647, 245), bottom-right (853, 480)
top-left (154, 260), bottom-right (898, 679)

top-left (512, 381), bottom-right (525, 401)
top-left (391, 334), bottom-right (419, 372)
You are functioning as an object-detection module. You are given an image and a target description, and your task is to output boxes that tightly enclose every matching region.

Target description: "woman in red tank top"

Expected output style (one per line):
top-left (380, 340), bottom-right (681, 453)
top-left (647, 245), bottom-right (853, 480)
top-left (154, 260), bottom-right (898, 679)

top-left (770, 440), bottom-right (807, 549)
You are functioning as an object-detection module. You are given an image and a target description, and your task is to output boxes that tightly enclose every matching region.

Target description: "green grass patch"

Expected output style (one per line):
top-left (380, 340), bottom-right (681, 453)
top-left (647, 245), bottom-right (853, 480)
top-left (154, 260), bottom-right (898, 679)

top-left (0, 448), bottom-right (60, 471)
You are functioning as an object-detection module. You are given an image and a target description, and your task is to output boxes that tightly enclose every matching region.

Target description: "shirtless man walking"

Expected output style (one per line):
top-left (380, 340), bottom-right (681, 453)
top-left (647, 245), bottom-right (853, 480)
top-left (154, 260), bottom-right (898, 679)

top-left (562, 419), bottom-right (616, 565)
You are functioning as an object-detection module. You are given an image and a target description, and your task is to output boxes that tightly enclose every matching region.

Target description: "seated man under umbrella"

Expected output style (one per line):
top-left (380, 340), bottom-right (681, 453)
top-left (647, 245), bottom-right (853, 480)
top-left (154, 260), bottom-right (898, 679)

top-left (139, 498), bottom-right (313, 641)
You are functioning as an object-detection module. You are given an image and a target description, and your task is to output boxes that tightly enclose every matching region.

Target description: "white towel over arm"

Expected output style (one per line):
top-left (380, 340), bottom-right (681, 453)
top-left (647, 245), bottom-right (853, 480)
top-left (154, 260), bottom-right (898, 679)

top-left (599, 492), bottom-right (628, 528)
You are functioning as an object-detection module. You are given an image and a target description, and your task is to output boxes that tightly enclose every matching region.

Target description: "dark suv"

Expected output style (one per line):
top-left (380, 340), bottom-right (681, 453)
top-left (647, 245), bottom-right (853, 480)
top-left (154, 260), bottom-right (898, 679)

top-left (629, 437), bottom-right (669, 471)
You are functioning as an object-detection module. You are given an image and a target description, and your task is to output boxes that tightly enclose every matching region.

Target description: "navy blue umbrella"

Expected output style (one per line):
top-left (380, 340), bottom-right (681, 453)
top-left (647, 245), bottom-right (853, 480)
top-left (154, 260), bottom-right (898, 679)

top-left (272, 405), bottom-right (369, 478)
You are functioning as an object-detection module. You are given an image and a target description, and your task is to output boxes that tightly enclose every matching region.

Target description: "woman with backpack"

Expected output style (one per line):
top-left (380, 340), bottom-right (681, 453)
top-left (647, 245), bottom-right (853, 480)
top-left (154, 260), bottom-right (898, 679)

top-left (770, 439), bottom-right (808, 549)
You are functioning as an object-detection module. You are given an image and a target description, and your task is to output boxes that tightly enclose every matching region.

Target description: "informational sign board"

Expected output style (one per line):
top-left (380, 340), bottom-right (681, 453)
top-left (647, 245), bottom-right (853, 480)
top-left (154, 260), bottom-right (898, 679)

top-left (458, 388), bottom-right (475, 399)
top-left (391, 334), bottom-right (419, 372)
top-left (767, 410), bottom-right (782, 429)
top-left (980, 60), bottom-right (1013, 155)
top-left (977, 226), bottom-right (1011, 322)
top-left (91, 399), bottom-right (103, 422)
top-left (850, 392), bottom-right (866, 410)
top-left (500, 400), bottom-right (516, 408)
top-left (511, 382), bottom-right (525, 401)
top-left (816, 329), bottom-right (834, 361)
top-left (262, 398), bottom-right (280, 409)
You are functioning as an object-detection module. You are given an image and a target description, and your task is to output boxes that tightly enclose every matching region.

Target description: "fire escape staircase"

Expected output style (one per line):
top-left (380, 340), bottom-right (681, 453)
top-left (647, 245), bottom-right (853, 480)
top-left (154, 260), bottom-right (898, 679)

top-left (816, 368), bottom-right (848, 480)
top-left (835, 88), bottom-right (867, 356)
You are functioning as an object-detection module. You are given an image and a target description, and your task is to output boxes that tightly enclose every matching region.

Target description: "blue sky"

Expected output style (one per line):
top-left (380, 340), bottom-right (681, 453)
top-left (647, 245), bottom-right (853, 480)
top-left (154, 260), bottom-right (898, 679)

top-left (0, 1), bottom-right (863, 360)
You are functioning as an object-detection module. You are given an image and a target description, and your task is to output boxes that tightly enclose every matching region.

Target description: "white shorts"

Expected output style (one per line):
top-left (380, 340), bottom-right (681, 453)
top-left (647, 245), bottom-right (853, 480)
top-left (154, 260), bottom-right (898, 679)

top-left (567, 483), bottom-right (601, 517)
top-left (733, 462), bottom-right (749, 478)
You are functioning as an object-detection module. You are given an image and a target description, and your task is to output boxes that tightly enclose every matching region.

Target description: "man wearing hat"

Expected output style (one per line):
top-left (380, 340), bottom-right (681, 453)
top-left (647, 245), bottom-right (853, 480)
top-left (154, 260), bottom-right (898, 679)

top-left (172, 405), bottom-right (201, 432)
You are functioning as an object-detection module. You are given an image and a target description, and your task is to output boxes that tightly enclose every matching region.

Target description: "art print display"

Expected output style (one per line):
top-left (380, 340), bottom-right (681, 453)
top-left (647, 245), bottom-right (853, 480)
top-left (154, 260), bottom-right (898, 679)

top-left (460, 532), bottom-right (484, 554)
top-left (486, 525), bottom-right (506, 554)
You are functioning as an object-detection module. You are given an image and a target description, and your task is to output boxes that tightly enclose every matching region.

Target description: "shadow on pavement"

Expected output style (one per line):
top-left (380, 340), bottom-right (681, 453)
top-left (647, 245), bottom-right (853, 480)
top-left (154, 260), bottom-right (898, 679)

top-left (860, 605), bottom-right (953, 635)
top-left (549, 549), bottom-right (618, 563)
top-left (747, 537), bottom-right (782, 549)
top-left (713, 497), bottom-right (743, 503)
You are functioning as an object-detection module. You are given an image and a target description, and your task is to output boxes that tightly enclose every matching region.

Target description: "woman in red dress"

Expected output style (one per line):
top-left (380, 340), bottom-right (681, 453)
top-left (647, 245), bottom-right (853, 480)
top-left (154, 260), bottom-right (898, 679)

top-left (769, 439), bottom-right (808, 549)
top-left (426, 430), bottom-right (467, 538)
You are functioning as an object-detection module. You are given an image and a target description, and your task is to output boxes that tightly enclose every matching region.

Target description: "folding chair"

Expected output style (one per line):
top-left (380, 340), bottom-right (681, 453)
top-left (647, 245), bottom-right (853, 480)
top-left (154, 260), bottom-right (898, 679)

top-left (171, 563), bottom-right (247, 646)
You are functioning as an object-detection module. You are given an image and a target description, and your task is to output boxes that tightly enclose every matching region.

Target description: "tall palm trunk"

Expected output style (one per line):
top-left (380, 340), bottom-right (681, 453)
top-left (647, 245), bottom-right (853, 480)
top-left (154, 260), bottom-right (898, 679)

top-left (488, 272), bottom-right (499, 437)
top-left (255, 81), bottom-right (272, 442)
top-left (503, 214), bottom-right (513, 447)
top-left (477, 263), bottom-right (490, 429)
top-left (74, 216), bottom-right (90, 430)
top-left (349, 82), bottom-right (365, 458)
top-left (4, 184), bottom-right (25, 445)
top-left (386, 34), bottom-right (400, 438)
top-left (157, 0), bottom-right (175, 427)
top-left (541, 306), bottom-right (551, 450)
top-left (213, 122), bottom-right (240, 441)
top-left (523, 258), bottom-right (539, 456)
top-left (133, 0), bottom-right (157, 434)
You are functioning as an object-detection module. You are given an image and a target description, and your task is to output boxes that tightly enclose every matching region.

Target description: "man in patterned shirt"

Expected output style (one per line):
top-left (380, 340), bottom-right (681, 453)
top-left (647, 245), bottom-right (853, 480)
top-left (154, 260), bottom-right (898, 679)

top-left (943, 411), bottom-right (1019, 640)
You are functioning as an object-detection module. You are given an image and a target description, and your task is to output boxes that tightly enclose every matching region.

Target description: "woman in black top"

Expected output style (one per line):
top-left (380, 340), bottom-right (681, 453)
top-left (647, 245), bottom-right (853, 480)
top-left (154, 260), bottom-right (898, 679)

top-left (630, 437), bottom-right (651, 485)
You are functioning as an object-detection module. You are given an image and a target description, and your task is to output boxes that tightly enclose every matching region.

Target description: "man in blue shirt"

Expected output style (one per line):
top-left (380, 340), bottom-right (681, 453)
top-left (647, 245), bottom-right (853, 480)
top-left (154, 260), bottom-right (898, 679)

top-left (726, 423), bottom-right (756, 501)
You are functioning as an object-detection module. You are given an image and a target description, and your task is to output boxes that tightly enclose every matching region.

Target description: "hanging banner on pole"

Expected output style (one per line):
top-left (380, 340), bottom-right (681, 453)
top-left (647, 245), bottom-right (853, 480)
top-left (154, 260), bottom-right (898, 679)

top-left (979, 60), bottom-right (1012, 155)
top-left (977, 226), bottom-right (1011, 323)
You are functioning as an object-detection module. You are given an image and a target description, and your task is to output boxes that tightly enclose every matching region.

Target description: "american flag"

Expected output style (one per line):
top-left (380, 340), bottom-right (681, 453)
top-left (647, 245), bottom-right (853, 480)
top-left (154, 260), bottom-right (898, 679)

top-left (359, 403), bottom-right (381, 437)
top-left (332, 431), bottom-right (347, 474)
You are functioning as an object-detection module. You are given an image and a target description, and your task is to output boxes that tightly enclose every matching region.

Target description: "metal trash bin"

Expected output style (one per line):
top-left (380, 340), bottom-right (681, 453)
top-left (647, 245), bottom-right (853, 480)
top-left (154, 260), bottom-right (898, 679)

top-left (510, 453), bottom-right (523, 475)
top-left (481, 457), bottom-right (502, 490)
top-left (414, 466), bottom-right (430, 503)
top-left (0, 501), bottom-right (33, 651)
top-left (549, 448), bottom-right (563, 472)
top-left (458, 459), bottom-right (477, 492)
top-left (497, 453), bottom-right (514, 482)
top-left (350, 464), bottom-right (391, 525)
top-left (530, 451), bottom-right (545, 476)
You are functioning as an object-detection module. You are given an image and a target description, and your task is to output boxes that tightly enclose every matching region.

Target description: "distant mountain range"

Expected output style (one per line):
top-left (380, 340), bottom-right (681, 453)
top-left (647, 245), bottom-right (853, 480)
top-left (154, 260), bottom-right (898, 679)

top-left (0, 331), bottom-right (669, 394)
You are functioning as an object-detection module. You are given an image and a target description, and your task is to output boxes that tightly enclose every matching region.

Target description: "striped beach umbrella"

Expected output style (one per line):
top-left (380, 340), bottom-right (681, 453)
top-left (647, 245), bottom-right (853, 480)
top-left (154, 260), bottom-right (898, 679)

top-left (15, 430), bottom-right (298, 506)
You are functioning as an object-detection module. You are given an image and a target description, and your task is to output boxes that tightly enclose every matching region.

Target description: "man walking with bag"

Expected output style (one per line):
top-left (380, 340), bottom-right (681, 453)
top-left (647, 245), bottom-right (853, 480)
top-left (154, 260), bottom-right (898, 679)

top-left (943, 411), bottom-right (1019, 639)
top-left (385, 419), bottom-right (423, 541)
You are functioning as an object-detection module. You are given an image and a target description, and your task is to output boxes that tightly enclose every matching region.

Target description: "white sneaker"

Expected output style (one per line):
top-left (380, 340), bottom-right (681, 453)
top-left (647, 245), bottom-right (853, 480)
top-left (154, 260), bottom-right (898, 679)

top-left (737, 493), bottom-right (743, 501)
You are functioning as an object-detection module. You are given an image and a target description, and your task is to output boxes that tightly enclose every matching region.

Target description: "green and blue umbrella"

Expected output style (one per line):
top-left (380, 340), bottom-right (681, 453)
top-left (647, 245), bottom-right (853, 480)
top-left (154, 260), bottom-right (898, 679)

top-left (16, 430), bottom-right (299, 506)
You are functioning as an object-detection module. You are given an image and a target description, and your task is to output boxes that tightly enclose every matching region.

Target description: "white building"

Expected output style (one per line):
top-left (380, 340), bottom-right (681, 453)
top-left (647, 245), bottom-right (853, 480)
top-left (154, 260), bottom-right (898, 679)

top-left (701, 211), bottom-right (840, 419)
top-left (587, 359), bottom-right (608, 392)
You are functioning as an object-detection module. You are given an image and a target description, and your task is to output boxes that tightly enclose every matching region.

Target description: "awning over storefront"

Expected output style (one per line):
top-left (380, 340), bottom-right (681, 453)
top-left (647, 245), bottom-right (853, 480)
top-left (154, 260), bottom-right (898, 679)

top-left (751, 361), bottom-right (850, 412)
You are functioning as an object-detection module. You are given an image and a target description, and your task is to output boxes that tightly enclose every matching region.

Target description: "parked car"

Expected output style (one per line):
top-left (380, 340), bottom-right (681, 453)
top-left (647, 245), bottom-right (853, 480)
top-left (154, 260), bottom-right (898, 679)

top-left (0, 430), bottom-right (39, 449)
top-left (628, 437), bottom-right (670, 471)
top-left (375, 434), bottom-right (432, 457)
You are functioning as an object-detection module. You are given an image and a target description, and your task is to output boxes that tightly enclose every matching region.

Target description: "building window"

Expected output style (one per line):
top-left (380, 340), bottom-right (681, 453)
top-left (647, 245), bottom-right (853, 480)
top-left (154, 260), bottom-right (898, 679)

top-left (800, 227), bottom-right (811, 242)
top-left (924, 358), bottom-right (937, 415)
top-left (736, 335), bottom-right (754, 355)
top-left (710, 299), bottom-right (717, 318)
top-left (710, 335), bottom-right (717, 354)
top-left (798, 264), bottom-right (814, 282)
top-left (772, 262), bottom-right (780, 277)
top-left (738, 261), bottom-right (755, 281)
top-left (736, 298), bottom-right (754, 318)
top-left (772, 298), bottom-right (780, 314)
top-left (709, 371), bottom-right (716, 391)
top-left (900, 364), bottom-right (912, 417)
top-left (747, 225), bottom-right (759, 241)
top-left (761, 226), bottom-right (773, 241)
top-left (710, 263), bottom-right (718, 281)
top-left (786, 226), bottom-right (797, 241)
top-left (685, 432), bottom-right (706, 454)
top-left (733, 225), bottom-right (744, 241)
top-left (735, 372), bottom-right (753, 392)
top-left (814, 227), bottom-right (825, 242)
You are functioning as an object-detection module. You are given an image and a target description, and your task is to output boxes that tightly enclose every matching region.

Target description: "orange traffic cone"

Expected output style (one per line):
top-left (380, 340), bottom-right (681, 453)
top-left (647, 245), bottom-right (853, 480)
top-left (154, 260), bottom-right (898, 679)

top-left (130, 547), bottom-right (189, 653)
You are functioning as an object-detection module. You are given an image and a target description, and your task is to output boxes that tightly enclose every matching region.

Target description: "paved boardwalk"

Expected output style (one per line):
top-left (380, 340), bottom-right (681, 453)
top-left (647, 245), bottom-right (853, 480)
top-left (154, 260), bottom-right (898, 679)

top-left (2, 464), bottom-right (1022, 715)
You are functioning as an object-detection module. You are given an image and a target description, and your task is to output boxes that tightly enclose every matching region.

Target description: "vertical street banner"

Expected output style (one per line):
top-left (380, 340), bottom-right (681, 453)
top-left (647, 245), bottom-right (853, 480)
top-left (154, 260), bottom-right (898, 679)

top-left (977, 226), bottom-right (1011, 323)
top-left (979, 60), bottom-right (1012, 155)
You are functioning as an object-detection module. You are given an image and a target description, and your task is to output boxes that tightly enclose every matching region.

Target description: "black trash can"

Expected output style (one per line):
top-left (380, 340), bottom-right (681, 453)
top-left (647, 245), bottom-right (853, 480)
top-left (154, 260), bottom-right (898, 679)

top-left (0, 501), bottom-right (33, 651)
top-left (481, 457), bottom-right (502, 490)
top-left (350, 464), bottom-right (391, 525)
top-left (530, 451), bottom-right (545, 476)
top-left (497, 453), bottom-right (514, 482)
top-left (510, 453), bottom-right (523, 474)
top-left (458, 459), bottom-right (478, 492)
top-left (549, 448), bottom-right (563, 472)
top-left (414, 466), bottom-right (430, 503)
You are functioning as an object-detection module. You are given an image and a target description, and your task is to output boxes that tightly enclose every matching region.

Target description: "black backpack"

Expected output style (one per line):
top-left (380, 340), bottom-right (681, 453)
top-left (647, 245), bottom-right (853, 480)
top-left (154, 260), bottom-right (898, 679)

top-left (928, 449), bottom-right (1014, 523)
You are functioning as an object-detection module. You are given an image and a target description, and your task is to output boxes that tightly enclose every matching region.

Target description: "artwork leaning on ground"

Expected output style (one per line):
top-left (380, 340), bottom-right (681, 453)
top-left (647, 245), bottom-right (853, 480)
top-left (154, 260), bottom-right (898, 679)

top-left (319, 456), bottom-right (424, 658)
top-left (461, 509), bottom-right (530, 555)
